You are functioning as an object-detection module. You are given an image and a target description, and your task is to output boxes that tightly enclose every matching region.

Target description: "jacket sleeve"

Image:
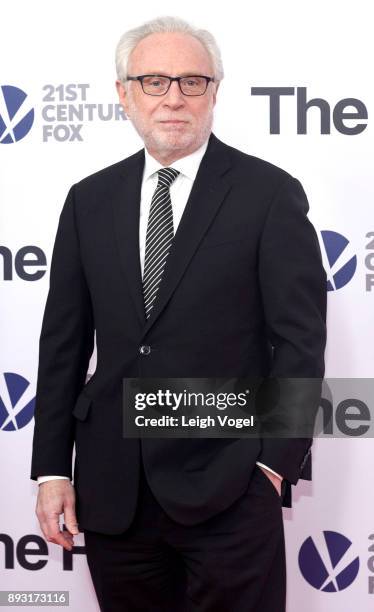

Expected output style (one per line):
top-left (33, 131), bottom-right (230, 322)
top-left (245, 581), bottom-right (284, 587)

top-left (256, 175), bottom-right (327, 485)
top-left (30, 185), bottom-right (95, 480)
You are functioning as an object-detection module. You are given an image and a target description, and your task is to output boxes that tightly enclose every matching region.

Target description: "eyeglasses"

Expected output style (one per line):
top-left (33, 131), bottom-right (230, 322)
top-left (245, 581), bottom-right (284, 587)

top-left (124, 74), bottom-right (215, 96)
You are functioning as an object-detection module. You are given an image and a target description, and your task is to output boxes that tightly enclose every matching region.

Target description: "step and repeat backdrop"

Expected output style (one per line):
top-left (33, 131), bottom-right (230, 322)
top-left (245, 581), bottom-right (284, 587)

top-left (1, 1), bottom-right (373, 610)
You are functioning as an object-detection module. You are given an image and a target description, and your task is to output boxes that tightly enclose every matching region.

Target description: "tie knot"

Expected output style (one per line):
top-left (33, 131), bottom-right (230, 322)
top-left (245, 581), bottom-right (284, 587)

top-left (157, 167), bottom-right (180, 189)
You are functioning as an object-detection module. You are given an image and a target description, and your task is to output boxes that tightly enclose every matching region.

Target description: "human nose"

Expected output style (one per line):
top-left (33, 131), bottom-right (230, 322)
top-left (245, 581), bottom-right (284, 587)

top-left (161, 80), bottom-right (185, 107)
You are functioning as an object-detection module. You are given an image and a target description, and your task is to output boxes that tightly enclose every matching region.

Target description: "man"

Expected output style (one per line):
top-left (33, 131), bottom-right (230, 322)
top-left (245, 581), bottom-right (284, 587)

top-left (31, 15), bottom-right (327, 612)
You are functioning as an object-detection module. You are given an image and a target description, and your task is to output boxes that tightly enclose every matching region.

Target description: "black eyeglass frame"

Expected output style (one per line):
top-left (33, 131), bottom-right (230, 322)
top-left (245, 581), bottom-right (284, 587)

top-left (124, 74), bottom-right (216, 96)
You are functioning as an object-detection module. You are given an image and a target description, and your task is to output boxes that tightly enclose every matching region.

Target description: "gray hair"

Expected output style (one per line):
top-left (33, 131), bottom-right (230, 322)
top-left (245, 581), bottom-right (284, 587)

top-left (115, 15), bottom-right (224, 84)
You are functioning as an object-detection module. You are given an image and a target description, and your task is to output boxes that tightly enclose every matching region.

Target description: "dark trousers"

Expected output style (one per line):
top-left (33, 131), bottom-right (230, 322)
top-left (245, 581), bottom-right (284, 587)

top-left (83, 459), bottom-right (286, 612)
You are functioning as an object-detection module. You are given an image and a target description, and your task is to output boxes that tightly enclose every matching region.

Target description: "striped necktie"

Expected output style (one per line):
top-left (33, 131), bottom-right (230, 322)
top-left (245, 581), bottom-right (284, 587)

top-left (142, 167), bottom-right (180, 319)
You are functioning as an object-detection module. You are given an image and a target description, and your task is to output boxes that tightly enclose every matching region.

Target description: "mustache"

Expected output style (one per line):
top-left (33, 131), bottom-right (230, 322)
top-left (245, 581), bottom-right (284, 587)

top-left (156, 117), bottom-right (192, 122)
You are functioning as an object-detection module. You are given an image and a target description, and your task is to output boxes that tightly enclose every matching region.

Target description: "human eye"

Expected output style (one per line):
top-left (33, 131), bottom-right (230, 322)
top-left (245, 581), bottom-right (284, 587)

top-left (144, 76), bottom-right (168, 89)
top-left (183, 77), bottom-right (201, 87)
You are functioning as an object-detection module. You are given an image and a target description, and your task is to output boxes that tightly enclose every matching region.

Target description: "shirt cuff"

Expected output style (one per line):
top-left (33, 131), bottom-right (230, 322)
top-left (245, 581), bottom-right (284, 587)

top-left (256, 461), bottom-right (283, 480)
top-left (37, 476), bottom-right (71, 485)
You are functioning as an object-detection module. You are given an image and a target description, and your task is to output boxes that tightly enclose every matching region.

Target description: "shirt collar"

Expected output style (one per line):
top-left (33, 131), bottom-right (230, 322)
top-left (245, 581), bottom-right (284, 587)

top-left (143, 136), bottom-right (210, 182)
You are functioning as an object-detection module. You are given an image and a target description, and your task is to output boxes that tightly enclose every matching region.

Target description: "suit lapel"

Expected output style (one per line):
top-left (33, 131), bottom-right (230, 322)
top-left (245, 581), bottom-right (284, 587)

top-left (112, 148), bottom-right (146, 327)
top-left (111, 133), bottom-right (233, 337)
top-left (140, 133), bottom-right (232, 339)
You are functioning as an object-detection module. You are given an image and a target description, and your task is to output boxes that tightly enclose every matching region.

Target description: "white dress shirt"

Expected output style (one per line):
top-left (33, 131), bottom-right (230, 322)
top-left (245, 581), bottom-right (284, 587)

top-left (37, 137), bottom-right (281, 484)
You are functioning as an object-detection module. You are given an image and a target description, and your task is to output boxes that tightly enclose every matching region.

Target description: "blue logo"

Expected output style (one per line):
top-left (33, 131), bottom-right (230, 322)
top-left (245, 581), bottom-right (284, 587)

top-left (0, 373), bottom-right (35, 431)
top-left (0, 85), bottom-right (34, 144)
top-left (321, 230), bottom-right (357, 290)
top-left (299, 531), bottom-right (359, 592)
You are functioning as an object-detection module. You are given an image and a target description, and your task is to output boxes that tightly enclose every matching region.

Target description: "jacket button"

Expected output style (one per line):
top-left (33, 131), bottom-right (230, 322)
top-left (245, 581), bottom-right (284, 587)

top-left (139, 345), bottom-right (151, 355)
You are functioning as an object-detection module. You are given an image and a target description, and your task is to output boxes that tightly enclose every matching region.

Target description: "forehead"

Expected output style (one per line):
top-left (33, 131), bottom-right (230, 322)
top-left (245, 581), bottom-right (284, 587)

top-left (128, 32), bottom-right (213, 75)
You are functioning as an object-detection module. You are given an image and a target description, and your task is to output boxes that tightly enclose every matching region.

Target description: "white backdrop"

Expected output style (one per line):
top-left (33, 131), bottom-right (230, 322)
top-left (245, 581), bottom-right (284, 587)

top-left (1, 1), bottom-right (373, 610)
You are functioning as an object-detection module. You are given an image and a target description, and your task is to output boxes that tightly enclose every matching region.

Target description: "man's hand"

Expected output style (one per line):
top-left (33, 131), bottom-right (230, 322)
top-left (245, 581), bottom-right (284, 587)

top-left (35, 480), bottom-right (78, 551)
top-left (258, 466), bottom-right (283, 496)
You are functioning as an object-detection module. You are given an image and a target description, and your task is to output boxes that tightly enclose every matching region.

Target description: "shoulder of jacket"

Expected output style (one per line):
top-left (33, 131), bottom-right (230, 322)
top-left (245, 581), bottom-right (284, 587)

top-left (226, 141), bottom-right (293, 182)
top-left (73, 148), bottom-right (143, 192)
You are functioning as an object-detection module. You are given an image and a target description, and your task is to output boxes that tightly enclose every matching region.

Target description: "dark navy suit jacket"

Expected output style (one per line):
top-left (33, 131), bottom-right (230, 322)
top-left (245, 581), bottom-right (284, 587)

top-left (31, 132), bottom-right (327, 534)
